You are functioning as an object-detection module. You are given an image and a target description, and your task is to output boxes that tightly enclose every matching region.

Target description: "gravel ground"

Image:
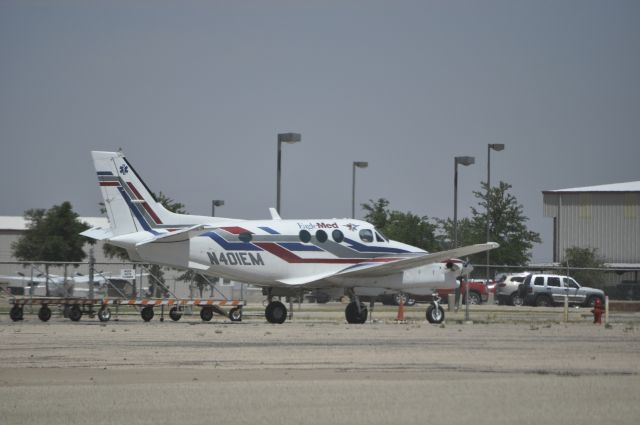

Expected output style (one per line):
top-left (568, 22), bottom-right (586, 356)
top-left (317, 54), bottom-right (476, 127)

top-left (1, 305), bottom-right (639, 425)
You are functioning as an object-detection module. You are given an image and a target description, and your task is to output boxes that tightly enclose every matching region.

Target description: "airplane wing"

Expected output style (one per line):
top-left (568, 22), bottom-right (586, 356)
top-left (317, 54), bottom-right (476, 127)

top-left (335, 242), bottom-right (499, 279)
top-left (273, 242), bottom-right (498, 286)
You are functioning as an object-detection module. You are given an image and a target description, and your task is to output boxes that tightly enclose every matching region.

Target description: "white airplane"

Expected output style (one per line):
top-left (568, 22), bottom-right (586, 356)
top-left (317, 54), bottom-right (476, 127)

top-left (81, 151), bottom-right (498, 324)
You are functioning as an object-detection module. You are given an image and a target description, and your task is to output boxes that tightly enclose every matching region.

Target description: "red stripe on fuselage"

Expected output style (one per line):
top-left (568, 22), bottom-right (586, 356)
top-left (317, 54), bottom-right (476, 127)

top-left (254, 242), bottom-right (399, 264)
top-left (222, 226), bottom-right (251, 235)
top-left (99, 182), bottom-right (120, 186)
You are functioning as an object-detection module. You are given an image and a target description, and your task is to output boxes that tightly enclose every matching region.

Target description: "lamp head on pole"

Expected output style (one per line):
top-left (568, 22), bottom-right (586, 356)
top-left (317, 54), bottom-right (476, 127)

top-left (455, 156), bottom-right (475, 166)
top-left (212, 200), bottom-right (225, 207)
top-left (353, 161), bottom-right (368, 169)
top-left (489, 143), bottom-right (505, 152)
top-left (278, 133), bottom-right (302, 144)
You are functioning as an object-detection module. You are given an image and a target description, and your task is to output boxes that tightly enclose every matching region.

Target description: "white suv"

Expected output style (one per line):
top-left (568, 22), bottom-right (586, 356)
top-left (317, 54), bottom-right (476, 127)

top-left (519, 273), bottom-right (604, 307)
top-left (495, 273), bottom-right (529, 306)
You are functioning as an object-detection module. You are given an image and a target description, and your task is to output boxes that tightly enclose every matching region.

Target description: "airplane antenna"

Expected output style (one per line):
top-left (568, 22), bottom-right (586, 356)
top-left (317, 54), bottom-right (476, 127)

top-left (269, 208), bottom-right (282, 220)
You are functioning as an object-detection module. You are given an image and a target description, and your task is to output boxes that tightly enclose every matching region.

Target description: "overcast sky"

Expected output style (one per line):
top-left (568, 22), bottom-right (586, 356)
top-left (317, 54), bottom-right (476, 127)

top-left (1, 0), bottom-right (639, 262)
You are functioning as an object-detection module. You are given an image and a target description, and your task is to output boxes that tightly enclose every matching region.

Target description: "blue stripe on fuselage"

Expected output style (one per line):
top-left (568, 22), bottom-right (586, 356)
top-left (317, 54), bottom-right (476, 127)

top-left (116, 186), bottom-right (160, 235)
top-left (258, 226), bottom-right (280, 235)
top-left (201, 231), bottom-right (263, 251)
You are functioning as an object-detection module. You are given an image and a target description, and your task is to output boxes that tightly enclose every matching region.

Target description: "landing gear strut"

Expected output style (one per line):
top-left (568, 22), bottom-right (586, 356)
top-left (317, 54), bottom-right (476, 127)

top-left (426, 295), bottom-right (445, 324)
top-left (344, 291), bottom-right (368, 324)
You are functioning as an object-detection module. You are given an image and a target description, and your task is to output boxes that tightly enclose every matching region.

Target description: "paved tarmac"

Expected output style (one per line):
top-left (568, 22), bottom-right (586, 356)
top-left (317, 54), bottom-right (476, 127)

top-left (1, 304), bottom-right (639, 425)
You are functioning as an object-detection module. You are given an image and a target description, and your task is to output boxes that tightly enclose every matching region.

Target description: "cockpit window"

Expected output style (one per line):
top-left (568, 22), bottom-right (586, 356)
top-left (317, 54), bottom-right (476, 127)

top-left (359, 229), bottom-right (374, 243)
top-left (375, 231), bottom-right (387, 242)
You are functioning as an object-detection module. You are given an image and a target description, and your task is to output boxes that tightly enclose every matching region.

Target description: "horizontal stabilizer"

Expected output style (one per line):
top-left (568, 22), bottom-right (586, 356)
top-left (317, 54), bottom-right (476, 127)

top-left (80, 226), bottom-right (113, 241)
top-left (136, 224), bottom-right (210, 246)
top-left (188, 261), bottom-right (210, 271)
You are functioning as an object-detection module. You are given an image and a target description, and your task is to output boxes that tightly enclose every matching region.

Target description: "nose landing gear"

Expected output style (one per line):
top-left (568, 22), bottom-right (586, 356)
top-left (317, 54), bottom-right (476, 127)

top-left (426, 295), bottom-right (445, 324)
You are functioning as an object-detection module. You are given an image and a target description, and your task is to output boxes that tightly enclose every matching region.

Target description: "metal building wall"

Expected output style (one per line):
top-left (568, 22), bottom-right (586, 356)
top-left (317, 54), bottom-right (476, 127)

top-left (544, 192), bottom-right (640, 263)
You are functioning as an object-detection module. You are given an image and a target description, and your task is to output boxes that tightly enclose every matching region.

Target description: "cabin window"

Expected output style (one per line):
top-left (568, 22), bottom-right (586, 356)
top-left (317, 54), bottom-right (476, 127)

top-left (547, 277), bottom-right (561, 287)
top-left (299, 230), bottom-right (311, 243)
top-left (316, 230), bottom-right (328, 243)
top-left (376, 230), bottom-right (389, 242)
top-left (332, 229), bottom-right (344, 243)
top-left (359, 229), bottom-right (374, 243)
top-left (238, 232), bottom-right (252, 243)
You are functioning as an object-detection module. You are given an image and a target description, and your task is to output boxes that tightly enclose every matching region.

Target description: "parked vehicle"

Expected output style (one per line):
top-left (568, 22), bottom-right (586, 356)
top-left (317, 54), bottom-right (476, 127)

top-left (373, 279), bottom-right (494, 306)
top-left (518, 273), bottom-right (604, 307)
top-left (495, 273), bottom-right (530, 306)
top-left (606, 281), bottom-right (640, 300)
top-left (434, 279), bottom-right (494, 305)
top-left (379, 293), bottom-right (417, 306)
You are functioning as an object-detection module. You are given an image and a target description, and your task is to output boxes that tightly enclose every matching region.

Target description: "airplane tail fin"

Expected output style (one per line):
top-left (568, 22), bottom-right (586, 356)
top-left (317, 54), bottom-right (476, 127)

top-left (90, 151), bottom-right (192, 236)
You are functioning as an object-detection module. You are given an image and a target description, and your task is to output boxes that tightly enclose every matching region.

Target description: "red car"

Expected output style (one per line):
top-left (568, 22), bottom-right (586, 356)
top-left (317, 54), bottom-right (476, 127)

top-left (380, 278), bottom-right (495, 306)
top-left (435, 279), bottom-right (495, 305)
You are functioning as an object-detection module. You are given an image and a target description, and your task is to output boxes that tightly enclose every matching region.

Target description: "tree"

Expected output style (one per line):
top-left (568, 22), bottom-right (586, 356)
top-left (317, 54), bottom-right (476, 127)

top-left (435, 217), bottom-right (479, 250)
top-left (561, 247), bottom-right (606, 289)
top-left (11, 202), bottom-right (92, 296)
top-left (361, 198), bottom-right (390, 229)
top-left (361, 199), bottom-right (439, 252)
top-left (468, 181), bottom-right (541, 266)
top-left (12, 202), bottom-right (91, 263)
top-left (176, 269), bottom-right (216, 298)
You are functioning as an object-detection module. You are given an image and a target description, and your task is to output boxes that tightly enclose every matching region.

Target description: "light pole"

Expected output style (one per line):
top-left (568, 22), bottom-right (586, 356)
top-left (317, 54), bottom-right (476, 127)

top-left (211, 199), bottom-right (224, 217)
top-left (352, 161), bottom-right (368, 218)
top-left (486, 143), bottom-right (504, 284)
top-left (453, 156), bottom-right (475, 248)
top-left (276, 132), bottom-right (301, 214)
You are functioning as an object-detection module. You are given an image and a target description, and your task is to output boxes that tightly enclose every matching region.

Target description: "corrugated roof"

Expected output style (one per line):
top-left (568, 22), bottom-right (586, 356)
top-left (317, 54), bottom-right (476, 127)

top-left (0, 216), bottom-right (108, 231)
top-left (544, 181), bottom-right (640, 193)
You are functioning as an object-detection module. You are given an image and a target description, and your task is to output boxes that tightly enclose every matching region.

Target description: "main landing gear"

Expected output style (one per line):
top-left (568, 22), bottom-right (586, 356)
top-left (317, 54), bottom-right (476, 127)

top-left (345, 300), bottom-right (368, 324)
top-left (264, 290), bottom-right (288, 324)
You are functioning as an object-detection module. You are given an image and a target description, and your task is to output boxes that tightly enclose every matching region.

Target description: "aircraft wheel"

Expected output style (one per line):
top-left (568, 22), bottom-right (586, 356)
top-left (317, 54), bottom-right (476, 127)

top-left (98, 307), bottom-right (111, 322)
top-left (169, 307), bottom-right (182, 322)
top-left (426, 305), bottom-right (445, 324)
top-left (345, 301), bottom-right (368, 324)
top-left (229, 307), bottom-right (242, 322)
top-left (38, 305), bottom-right (52, 322)
top-left (69, 305), bottom-right (82, 322)
top-left (200, 307), bottom-right (213, 322)
top-left (10, 305), bottom-right (24, 322)
top-left (265, 301), bottom-right (287, 324)
top-left (141, 306), bottom-right (154, 322)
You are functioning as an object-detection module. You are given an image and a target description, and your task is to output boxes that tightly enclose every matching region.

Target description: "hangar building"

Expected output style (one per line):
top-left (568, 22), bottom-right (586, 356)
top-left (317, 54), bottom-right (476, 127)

top-left (543, 181), bottom-right (639, 281)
